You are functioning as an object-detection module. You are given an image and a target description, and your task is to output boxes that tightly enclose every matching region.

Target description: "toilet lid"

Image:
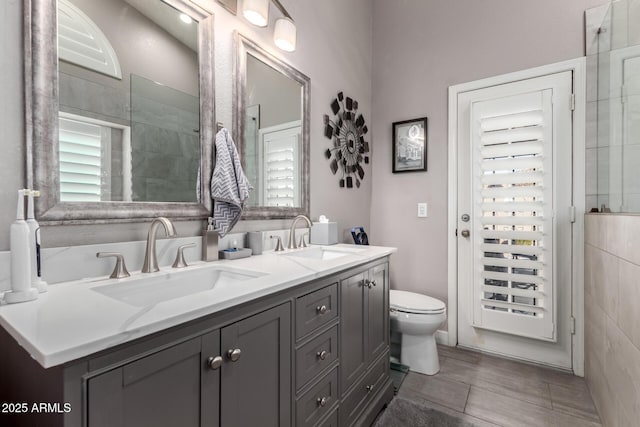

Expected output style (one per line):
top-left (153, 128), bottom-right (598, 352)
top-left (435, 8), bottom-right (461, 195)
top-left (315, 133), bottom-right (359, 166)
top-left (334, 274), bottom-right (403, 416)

top-left (390, 290), bottom-right (446, 314)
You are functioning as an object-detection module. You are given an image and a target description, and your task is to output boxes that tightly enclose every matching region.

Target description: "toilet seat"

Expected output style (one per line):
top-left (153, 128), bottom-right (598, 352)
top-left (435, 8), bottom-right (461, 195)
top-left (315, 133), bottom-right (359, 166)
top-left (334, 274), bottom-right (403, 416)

top-left (390, 290), bottom-right (446, 315)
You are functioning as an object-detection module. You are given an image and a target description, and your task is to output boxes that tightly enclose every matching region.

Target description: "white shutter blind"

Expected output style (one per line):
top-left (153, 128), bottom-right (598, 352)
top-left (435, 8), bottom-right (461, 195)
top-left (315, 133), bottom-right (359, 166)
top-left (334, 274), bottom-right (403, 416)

top-left (471, 89), bottom-right (556, 341)
top-left (262, 124), bottom-right (301, 207)
top-left (59, 117), bottom-right (102, 202)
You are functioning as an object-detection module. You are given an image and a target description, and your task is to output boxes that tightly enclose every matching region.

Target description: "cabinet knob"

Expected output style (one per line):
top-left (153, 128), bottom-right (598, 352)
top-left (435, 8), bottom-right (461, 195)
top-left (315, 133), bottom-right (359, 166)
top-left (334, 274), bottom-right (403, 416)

top-left (316, 305), bottom-right (328, 315)
top-left (366, 384), bottom-right (374, 393)
top-left (316, 350), bottom-right (328, 360)
top-left (226, 348), bottom-right (242, 362)
top-left (370, 280), bottom-right (377, 287)
top-left (316, 396), bottom-right (328, 407)
top-left (207, 356), bottom-right (223, 370)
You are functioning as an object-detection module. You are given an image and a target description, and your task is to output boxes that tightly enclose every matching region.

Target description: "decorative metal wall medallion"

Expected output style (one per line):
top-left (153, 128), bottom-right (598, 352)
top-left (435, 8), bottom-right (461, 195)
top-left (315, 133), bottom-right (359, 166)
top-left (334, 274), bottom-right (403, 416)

top-left (323, 92), bottom-right (369, 188)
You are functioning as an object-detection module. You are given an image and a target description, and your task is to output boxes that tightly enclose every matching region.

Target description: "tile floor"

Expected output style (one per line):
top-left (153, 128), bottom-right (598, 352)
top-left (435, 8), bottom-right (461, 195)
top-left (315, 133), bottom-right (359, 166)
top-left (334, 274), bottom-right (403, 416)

top-left (394, 345), bottom-right (601, 427)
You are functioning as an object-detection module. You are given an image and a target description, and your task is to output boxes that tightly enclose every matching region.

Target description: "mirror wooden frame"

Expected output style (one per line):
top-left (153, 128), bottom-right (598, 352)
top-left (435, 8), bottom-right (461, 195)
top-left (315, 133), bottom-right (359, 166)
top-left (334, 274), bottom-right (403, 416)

top-left (25, 0), bottom-right (215, 224)
top-left (233, 32), bottom-right (311, 220)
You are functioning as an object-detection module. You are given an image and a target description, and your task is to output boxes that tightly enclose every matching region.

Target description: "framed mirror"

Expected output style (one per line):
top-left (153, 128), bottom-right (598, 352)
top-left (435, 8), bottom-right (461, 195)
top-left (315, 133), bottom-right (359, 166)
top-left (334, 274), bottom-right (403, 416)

top-left (234, 33), bottom-right (310, 220)
top-left (25, 0), bottom-right (215, 223)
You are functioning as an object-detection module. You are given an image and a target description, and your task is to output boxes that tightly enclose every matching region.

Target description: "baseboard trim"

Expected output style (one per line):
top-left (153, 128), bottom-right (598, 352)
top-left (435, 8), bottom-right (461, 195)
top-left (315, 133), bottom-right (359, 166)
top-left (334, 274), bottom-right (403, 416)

top-left (435, 330), bottom-right (449, 346)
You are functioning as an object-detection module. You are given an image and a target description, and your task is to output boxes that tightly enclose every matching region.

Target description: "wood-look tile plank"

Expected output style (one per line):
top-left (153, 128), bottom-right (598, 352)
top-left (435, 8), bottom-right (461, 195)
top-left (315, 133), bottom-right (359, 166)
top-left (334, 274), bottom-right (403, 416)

top-left (438, 356), bottom-right (553, 409)
top-left (397, 371), bottom-right (470, 412)
top-left (477, 351), bottom-right (587, 391)
top-left (549, 383), bottom-right (601, 422)
top-left (402, 396), bottom-right (501, 427)
top-left (437, 344), bottom-right (482, 364)
top-left (465, 386), bottom-right (554, 427)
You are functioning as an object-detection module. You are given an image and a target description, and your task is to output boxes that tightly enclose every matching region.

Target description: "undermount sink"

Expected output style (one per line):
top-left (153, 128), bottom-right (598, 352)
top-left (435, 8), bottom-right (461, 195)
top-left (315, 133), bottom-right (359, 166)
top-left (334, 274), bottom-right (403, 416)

top-left (92, 266), bottom-right (265, 307)
top-left (282, 246), bottom-right (365, 261)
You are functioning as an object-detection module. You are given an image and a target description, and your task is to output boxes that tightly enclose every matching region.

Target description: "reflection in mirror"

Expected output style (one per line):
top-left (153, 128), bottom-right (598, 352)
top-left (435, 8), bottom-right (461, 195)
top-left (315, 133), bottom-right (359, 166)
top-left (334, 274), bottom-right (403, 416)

top-left (244, 54), bottom-right (302, 207)
top-left (26, 0), bottom-right (214, 223)
top-left (58, 0), bottom-right (199, 203)
top-left (234, 33), bottom-right (310, 219)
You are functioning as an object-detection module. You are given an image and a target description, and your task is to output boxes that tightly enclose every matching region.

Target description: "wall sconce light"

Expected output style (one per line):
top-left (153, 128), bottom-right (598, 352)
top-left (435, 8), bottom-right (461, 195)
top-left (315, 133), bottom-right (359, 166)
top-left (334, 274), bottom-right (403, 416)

top-left (242, 0), bottom-right (296, 52)
top-left (242, 0), bottom-right (269, 27)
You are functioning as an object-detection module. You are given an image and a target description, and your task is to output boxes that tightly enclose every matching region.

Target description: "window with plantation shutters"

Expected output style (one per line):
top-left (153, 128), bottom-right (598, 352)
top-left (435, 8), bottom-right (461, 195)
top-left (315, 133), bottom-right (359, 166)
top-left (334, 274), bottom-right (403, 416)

top-left (59, 117), bottom-right (105, 202)
top-left (470, 89), bottom-right (556, 341)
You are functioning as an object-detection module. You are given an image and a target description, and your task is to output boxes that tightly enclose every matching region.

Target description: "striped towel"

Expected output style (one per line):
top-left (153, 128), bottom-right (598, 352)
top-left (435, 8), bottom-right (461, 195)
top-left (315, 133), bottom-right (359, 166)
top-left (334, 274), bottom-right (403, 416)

top-left (211, 128), bottom-right (253, 237)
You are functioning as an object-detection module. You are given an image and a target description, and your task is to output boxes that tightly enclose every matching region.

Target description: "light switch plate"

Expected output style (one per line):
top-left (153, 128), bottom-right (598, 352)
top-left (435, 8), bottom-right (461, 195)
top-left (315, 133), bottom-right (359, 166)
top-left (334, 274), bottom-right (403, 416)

top-left (417, 202), bottom-right (428, 217)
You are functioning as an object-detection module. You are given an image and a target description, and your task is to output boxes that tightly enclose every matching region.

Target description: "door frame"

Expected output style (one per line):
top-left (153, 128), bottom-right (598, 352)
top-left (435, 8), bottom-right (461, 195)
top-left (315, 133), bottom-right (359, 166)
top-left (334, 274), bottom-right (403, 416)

top-left (447, 58), bottom-right (586, 375)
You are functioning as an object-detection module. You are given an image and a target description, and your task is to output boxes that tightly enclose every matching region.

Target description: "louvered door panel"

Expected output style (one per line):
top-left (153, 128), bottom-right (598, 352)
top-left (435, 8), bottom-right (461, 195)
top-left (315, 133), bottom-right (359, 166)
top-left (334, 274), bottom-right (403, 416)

top-left (470, 89), bottom-right (556, 341)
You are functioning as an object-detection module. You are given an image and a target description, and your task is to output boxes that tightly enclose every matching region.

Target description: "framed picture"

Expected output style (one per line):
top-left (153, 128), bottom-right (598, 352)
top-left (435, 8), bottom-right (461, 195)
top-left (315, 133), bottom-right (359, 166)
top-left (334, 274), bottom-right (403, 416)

top-left (392, 117), bottom-right (428, 173)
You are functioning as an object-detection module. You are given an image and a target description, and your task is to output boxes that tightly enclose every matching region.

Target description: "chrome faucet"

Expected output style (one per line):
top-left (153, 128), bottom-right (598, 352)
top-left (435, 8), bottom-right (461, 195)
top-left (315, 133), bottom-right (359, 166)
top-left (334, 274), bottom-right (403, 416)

top-left (287, 214), bottom-right (313, 250)
top-left (142, 217), bottom-right (177, 273)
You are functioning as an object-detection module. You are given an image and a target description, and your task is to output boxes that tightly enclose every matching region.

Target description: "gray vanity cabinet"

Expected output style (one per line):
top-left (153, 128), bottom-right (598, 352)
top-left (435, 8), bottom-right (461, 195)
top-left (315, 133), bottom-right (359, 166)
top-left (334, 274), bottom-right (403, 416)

top-left (220, 302), bottom-right (291, 427)
top-left (339, 263), bottom-right (389, 392)
top-left (86, 303), bottom-right (290, 427)
top-left (339, 262), bottom-right (391, 426)
top-left (0, 256), bottom-right (393, 427)
top-left (87, 332), bottom-right (220, 427)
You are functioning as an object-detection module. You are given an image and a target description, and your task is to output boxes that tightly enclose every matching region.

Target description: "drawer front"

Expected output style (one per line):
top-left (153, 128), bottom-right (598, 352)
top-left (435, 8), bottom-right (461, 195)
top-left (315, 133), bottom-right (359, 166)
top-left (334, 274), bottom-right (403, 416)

top-left (340, 353), bottom-right (389, 427)
top-left (296, 283), bottom-right (338, 340)
top-left (296, 325), bottom-right (339, 390)
top-left (317, 407), bottom-right (338, 427)
top-left (296, 368), bottom-right (338, 427)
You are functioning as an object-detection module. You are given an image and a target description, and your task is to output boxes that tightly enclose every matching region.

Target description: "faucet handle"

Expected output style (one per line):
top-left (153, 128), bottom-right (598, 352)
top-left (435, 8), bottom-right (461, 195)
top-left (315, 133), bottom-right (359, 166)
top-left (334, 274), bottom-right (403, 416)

top-left (298, 232), bottom-right (309, 248)
top-left (270, 235), bottom-right (285, 252)
top-left (172, 243), bottom-right (195, 269)
top-left (97, 252), bottom-right (130, 279)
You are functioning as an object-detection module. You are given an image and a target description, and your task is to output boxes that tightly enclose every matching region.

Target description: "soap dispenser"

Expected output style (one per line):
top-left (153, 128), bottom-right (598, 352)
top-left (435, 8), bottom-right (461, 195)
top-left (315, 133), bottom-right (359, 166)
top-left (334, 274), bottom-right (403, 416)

top-left (4, 189), bottom-right (38, 304)
top-left (202, 217), bottom-right (219, 261)
top-left (26, 190), bottom-right (47, 293)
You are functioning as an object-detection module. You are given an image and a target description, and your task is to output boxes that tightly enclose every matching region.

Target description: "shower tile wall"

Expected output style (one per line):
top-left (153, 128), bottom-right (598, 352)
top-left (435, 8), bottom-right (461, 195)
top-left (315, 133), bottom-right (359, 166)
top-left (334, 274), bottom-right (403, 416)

top-left (584, 213), bottom-right (640, 426)
top-left (130, 74), bottom-right (200, 203)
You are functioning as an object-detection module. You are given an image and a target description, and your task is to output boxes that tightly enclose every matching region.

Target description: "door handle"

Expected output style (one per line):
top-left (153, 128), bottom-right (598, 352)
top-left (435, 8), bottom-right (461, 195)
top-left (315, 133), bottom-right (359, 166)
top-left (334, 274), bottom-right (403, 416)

top-left (460, 229), bottom-right (470, 238)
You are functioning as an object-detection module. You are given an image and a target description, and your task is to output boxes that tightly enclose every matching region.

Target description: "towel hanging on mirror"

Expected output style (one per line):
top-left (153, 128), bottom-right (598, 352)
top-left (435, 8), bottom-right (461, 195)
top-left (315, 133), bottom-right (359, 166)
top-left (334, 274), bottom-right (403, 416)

top-left (211, 128), bottom-right (253, 237)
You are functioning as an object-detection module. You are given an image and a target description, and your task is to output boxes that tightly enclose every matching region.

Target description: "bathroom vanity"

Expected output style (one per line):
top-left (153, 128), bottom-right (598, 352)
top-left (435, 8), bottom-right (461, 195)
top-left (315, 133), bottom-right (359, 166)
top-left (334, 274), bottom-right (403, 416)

top-left (0, 245), bottom-right (395, 427)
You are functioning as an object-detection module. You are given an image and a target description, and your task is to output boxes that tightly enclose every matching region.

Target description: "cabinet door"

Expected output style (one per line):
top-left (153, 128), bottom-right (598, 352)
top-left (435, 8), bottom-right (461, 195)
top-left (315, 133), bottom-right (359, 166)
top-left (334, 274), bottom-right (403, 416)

top-left (367, 263), bottom-right (389, 365)
top-left (87, 332), bottom-right (220, 427)
top-left (340, 271), bottom-right (367, 393)
top-left (220, 303), bottom-right (291, 427)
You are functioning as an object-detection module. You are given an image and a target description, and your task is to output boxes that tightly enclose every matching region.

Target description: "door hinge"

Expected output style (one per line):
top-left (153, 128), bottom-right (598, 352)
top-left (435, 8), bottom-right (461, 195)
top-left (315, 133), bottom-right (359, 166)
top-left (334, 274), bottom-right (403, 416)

top-left (570, 93), bottom-right (575, 111)
top-left (570, 206), bottom-right (576, 223)
top-left (570, 316), bottom-right (576, 335)
top-left (455, 228), bottom-right (458, 237)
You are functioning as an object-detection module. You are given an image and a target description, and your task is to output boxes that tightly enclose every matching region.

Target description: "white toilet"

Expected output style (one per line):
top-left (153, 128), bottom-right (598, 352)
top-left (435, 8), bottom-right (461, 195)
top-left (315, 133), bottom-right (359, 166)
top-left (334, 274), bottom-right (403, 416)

top-left (389, 290), bottom-right (446, 375)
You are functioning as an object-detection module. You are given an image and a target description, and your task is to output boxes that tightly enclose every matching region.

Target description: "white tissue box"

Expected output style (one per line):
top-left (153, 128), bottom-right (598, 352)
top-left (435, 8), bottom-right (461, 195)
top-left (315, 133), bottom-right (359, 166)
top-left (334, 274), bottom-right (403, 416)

top-left (310, 222), bottom-right (338, 245)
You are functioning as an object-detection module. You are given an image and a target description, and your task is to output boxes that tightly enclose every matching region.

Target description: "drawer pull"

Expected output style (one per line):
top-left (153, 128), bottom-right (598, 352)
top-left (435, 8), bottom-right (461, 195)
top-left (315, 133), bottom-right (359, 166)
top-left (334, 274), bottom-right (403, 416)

top-left (316, 350), bottom-right (328, 360)
top-left (226, 348), bottom-right (242, 362)
top-left (316, 305), bottom-right (328, 315)
top-left (316, 396), bottom-right (329, 407)
top-left (366, 384), bottom-right (374, 393)
top-left (207, 356), bottom-right (223, 370)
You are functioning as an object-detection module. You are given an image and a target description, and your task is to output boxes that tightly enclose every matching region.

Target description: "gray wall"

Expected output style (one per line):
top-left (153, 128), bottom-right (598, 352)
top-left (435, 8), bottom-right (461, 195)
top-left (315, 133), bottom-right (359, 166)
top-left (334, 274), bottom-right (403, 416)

top-left (584, 214), bottom-right (640, 426)
top-left (0, 0), bottom-right (373, 250)
top-left (0, 0), bottom-right (25, 250)
top-left (370, 0), bottom-right (606, 306)
top-left (247, 55), bottom-right (301, 129)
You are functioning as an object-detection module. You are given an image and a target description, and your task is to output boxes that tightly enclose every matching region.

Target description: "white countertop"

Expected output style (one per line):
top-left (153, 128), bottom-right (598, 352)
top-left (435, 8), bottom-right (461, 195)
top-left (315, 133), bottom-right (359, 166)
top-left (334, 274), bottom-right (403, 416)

top-left (0, 244), bottom-right (395, 368)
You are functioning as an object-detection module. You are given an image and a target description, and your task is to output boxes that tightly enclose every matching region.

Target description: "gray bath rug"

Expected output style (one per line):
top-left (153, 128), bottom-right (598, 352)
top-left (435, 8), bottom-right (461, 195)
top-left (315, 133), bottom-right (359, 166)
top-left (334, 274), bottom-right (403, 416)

top-left (374, 397), bottom-right (478, 427)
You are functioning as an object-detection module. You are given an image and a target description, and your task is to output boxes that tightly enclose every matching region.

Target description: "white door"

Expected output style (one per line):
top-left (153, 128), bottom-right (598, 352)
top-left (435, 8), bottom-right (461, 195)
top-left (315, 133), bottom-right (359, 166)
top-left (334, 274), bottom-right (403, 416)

top-left (259, 121), bottom-right (301, 207)
top-left (456, 71), bottom-right (574, 369)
